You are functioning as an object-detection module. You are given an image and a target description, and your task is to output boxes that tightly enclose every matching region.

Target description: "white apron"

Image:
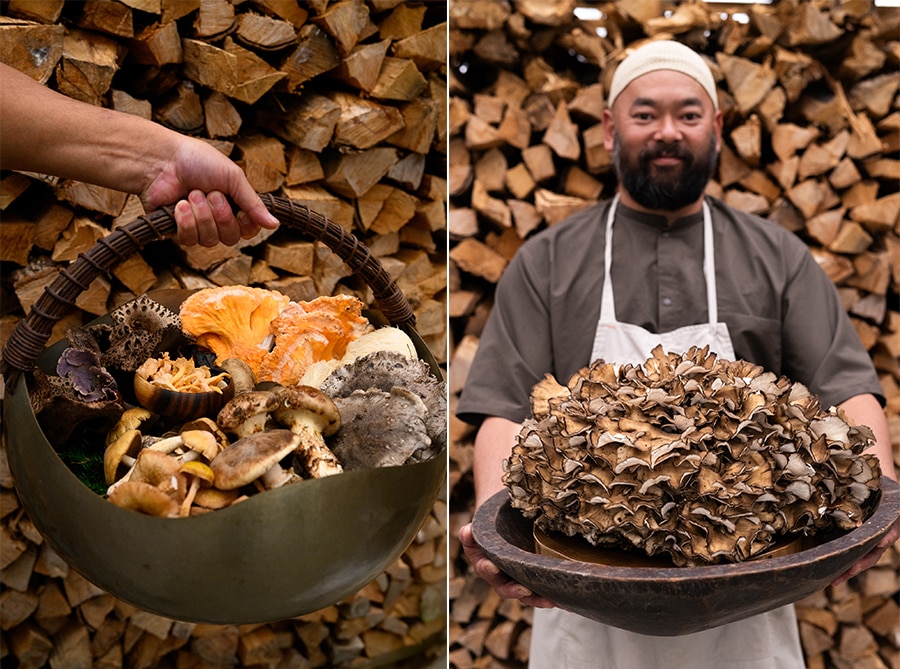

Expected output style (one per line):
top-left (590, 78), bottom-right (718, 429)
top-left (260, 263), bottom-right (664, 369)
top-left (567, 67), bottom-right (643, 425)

top-left (528, 196), bottom-right (804, 669)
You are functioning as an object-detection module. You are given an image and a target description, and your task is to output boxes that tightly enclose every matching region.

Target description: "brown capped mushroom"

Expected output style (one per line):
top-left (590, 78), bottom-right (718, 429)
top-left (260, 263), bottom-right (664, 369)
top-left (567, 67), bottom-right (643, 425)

top-left (217, 358), bottom-right (257, 394)
top-left (179, 429), bottom-right (221, 461)
top-left (321, 350), bottom-right (446, 457)
top-left (217, 390), bottom-right (279, 439)
top-left (193, 487), bottom-right (242, 510)
top-left (210, 430), bottom-right (302, 490)
top-left (126, 449), bottom-right (184, 501)
top-left (180, 417), bottom-right (231, 451)
top-left (104, 429), bottom-right (142, 485)
top-left (108, 480), bottom-right (179, 517)
top-left (271, 386), bottom-right (343, 478)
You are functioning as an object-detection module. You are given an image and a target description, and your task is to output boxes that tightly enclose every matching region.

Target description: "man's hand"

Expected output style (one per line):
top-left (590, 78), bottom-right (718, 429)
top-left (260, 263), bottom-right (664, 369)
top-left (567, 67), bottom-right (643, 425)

top-left (831, 516), bottom-right (900, 586)
top-left (458, 522), bottom-right (556, 608)
top-left (142, 137), bottom-right (279, 247)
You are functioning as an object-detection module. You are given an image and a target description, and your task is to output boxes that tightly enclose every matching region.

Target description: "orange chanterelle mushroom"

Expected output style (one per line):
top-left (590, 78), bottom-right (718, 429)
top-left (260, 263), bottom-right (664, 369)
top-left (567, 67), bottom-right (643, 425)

top-left (180, 287), bottom-right (372, 386)
top-left (179, 286), bottom-right (290, 376)
top-left (257, 295), bottom-right (371, 386)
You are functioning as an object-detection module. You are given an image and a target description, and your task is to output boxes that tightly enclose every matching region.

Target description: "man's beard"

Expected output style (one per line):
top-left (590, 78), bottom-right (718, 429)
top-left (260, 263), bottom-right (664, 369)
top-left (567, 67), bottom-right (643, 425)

top-left (613, 134), bottom-right (718, 211)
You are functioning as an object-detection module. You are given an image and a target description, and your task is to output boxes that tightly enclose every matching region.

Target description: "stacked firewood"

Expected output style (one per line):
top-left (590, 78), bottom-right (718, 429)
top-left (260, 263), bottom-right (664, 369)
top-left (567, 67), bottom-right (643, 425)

top-left (0, 1), bottom-right (447, 667)
top-left (448, 1), bottom-right (899, 668)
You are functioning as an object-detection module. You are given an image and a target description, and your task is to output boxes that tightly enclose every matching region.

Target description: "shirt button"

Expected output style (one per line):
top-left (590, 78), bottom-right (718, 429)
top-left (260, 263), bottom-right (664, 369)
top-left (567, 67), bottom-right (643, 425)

top-left (662, 297), bottom-right (672, 306)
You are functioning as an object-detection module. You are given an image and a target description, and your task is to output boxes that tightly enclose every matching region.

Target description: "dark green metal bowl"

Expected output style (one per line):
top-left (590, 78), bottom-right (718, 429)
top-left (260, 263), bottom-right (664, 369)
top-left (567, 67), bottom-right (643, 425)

top-left (4, 308), bottom-right (445, 624)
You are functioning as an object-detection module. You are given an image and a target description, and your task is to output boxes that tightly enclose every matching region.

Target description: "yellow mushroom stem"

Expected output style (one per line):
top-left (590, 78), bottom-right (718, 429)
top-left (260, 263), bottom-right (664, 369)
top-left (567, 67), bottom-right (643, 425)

top-left (178, 462), bottom-right (215, 517)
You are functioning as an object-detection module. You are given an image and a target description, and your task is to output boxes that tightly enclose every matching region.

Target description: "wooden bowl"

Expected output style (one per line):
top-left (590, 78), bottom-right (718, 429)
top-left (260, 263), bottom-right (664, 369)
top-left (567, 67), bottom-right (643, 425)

top-left (133, 369), bottom-right (235, 422)
top-left (472, 479), bottom-right (900, 636)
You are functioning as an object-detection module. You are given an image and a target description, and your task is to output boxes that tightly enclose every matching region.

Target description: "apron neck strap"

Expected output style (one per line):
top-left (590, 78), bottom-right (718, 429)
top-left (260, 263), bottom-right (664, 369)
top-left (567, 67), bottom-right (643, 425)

top-left (600, 196), bottom-right (717, 324)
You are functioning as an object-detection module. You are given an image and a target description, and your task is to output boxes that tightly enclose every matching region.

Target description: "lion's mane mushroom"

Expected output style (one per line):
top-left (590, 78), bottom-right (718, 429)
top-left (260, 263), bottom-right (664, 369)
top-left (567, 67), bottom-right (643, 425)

top-left (210, 430), bottom-right (302, 490)
top-left (505, 345), bottom-right (882, 567)
top-left (321, 350), bottom-right (446, 458)
top-left (329, 387), bottom-right (431, 470)
top-left (271, 386), bottom-right (343, 478)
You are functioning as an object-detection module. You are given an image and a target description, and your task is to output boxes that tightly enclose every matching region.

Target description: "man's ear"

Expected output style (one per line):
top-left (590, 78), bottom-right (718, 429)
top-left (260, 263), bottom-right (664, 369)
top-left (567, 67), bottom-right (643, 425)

top-left (602, 108), bottom-right (615, 152)
top-left (714, 110), bottom-right (724, 152)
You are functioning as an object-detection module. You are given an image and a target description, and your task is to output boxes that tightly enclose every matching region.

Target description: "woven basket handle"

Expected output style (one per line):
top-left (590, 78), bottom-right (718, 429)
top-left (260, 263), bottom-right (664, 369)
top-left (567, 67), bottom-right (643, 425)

top-left (1, 194), bottom-right (416, 392)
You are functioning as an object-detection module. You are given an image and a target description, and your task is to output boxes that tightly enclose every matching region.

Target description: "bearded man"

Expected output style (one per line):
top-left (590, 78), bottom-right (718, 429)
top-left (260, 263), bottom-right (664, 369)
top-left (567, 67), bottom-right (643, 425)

top-left (455, 40), bottom-right (897, 669)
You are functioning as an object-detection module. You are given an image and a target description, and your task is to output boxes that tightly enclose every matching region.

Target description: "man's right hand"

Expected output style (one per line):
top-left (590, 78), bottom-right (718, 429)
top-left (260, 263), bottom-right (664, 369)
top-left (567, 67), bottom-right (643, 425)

top-left (458, 522), bottom-right (557, 608)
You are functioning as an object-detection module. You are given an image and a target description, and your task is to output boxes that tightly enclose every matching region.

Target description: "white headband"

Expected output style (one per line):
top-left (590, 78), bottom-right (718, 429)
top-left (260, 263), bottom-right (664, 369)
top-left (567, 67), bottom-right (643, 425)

top-left (607, 40), bottom-right (719, 110)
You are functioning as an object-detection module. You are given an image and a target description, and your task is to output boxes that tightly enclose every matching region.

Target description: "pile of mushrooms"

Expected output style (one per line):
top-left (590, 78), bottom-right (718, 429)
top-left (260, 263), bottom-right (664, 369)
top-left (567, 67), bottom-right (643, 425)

top-left (90, 290), bottom-right (445, 518)
top-left (28, 296), bottom-right (192, 446)
top-left (505, 345), bottom-right (882, 566)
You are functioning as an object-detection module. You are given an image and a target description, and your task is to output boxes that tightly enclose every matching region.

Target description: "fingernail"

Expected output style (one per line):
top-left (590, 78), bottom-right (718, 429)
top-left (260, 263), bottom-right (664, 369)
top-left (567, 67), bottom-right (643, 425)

top-left (514, 587), bottom-right (532, 599)
top-left (209, 191), bottom-right (225, 208)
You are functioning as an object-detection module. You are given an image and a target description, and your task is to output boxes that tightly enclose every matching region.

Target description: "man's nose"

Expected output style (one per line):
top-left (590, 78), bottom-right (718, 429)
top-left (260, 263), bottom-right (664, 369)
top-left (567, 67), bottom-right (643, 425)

top-left (654, 115), bottom-right (682, 141)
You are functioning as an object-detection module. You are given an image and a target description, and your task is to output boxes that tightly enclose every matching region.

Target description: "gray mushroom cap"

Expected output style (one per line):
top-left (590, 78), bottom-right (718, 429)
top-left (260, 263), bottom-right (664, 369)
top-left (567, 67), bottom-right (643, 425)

top-left (330, 387), bottom-right (432, 470)
top-left (210, 430), bottom-right (301, 490)
top-left (273, 385), bottom-right (341, 437)
top-left (321, 350), bottom-right (446, 453)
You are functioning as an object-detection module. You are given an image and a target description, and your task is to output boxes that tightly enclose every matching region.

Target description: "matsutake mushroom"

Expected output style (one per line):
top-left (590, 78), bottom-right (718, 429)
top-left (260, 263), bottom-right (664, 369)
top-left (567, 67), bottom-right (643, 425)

top-left (505, 345), bottom-right (882, 566)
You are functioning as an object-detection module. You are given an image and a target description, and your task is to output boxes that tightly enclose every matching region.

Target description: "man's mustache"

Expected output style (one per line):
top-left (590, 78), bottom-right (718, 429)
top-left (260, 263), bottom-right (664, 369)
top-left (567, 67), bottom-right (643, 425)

top-left (640, 142), bottom-right (694, 164)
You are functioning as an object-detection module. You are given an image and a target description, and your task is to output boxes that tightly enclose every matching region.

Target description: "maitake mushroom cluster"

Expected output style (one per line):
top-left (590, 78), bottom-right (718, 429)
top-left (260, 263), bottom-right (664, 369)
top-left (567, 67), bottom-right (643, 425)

top-left (505, 346), bottom-right (882, 566)
top-left (63, 289), bottom-right (447, 518)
